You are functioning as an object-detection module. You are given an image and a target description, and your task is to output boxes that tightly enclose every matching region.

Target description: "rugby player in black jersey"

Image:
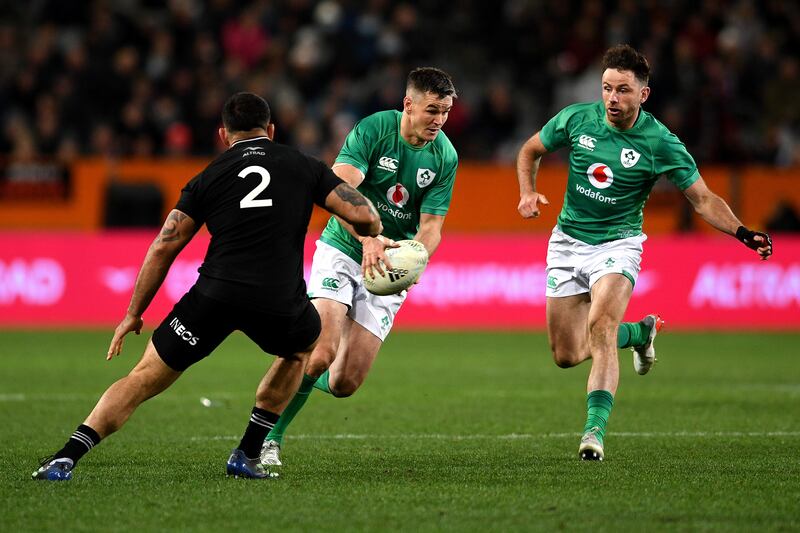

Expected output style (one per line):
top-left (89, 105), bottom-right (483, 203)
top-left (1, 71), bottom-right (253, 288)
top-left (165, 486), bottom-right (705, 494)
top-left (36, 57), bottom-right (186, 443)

top-left (32, 92), bottom-right (381, 481)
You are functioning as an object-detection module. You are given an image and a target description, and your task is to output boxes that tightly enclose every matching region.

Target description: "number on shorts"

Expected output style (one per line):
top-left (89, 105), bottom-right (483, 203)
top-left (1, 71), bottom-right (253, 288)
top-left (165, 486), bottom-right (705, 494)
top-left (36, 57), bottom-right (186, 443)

top-left (239, 165), bottom-right (273, 208)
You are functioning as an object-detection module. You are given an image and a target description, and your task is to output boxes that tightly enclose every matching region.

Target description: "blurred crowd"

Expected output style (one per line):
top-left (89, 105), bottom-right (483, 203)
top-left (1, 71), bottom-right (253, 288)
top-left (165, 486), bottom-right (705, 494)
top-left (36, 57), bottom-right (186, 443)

top-left (1, 0), bottom-right (799, 166)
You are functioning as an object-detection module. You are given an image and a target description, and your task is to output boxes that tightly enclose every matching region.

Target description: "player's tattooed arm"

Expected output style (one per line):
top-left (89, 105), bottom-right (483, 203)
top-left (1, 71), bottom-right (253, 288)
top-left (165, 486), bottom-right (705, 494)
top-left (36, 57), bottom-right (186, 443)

top-left (125, 210), bottom-right (197, 319)
top-left (156, 210), bottom-right (195, 244)
top-left (325, 183), bottom-right (382, 237)
top-left (333, 182), bottom-right (370, 207)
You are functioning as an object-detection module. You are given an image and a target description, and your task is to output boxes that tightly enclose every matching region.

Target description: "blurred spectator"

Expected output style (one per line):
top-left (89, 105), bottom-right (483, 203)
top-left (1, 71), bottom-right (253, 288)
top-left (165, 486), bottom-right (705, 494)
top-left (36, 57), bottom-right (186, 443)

top-left (0, 0), bottom-right (798, 166)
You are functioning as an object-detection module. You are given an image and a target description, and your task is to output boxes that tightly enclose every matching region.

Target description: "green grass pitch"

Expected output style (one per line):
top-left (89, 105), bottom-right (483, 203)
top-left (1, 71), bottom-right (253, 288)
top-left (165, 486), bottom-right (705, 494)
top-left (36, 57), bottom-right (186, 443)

top-left (1, 330), bottom-right (798, 531)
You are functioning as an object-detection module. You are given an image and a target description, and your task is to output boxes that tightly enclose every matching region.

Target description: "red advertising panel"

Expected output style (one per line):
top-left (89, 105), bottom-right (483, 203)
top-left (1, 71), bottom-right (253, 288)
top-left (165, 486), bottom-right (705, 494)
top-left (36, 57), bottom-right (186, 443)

top-left (0, 232), bottom-right (797, 329)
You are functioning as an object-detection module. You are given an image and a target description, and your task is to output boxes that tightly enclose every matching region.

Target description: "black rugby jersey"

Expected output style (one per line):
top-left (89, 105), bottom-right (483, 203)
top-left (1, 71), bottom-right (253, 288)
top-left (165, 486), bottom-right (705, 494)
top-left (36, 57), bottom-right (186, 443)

top-left (176, 136), bottom-right (343, 314)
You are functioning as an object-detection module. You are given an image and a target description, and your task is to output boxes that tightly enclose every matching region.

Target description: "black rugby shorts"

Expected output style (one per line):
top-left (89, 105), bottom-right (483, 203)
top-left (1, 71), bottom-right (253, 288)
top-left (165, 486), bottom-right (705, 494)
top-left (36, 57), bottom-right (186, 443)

top-left (152, 285), bottom-right (321, 371)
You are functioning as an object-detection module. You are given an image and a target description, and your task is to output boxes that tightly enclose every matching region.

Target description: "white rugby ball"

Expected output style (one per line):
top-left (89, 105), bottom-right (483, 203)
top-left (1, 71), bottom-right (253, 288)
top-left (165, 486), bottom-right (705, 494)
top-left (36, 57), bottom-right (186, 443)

top-left (363, 240), bottom-right (429, 296)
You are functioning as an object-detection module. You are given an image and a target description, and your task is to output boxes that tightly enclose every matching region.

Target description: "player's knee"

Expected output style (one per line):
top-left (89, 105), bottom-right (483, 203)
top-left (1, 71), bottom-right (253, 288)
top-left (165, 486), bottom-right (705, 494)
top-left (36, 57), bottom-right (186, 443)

top-left (127, 364), bottom-right (166, 395)
top-left (329, 374), bottom-right (361, 398)
top-left (551, 349), bottom-right (578, 368)
top-left (279, 351), bottom-right (307, 365)
top-left (549, 339), bottom-right (579, 368)
top-left (309, 341), bottom-right (338, 370)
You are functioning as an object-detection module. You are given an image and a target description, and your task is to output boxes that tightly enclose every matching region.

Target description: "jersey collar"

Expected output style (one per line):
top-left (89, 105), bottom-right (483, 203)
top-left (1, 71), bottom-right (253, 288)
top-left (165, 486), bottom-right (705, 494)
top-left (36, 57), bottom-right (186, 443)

top-left (230, 136), bottom-right (270, 148)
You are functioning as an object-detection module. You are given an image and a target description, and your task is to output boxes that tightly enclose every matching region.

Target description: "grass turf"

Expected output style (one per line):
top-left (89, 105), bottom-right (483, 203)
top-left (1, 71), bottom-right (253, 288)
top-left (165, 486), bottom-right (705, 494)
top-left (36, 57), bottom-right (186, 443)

top-left (1, 330), bottom-right (798, 532)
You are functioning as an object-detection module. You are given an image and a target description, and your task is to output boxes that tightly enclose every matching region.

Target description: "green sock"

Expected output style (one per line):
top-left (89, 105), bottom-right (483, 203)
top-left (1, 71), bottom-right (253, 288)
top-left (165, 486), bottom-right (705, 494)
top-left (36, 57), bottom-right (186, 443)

top-left (313, 369), bottom-right (332, 394)
top-left (266, 374), bottom-right (317, 445)
top-left (583, 390), bottom-right (614, 444)
top-left (617, 320), bottom-right (649, 349)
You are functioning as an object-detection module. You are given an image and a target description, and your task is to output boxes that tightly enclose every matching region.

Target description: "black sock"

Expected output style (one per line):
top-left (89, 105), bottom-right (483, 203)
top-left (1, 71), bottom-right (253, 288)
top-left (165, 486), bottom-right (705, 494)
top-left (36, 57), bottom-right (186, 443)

top-left (53, 424), bottom-right (102, 465)
top-left (238, 407), bottom-right (279, 459)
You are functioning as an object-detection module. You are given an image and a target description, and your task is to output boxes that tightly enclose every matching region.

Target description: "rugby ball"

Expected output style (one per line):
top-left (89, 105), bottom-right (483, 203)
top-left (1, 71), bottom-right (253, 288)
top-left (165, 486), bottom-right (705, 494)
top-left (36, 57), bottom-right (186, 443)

top-left (364, 240), bottom-right (429, 296)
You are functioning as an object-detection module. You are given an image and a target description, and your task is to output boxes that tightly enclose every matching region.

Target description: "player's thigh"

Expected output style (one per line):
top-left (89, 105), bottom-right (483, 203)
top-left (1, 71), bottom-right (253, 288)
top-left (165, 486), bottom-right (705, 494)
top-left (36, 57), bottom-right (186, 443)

top-left (348, 283), bottom-right (406, 342)
top-left (306, 240), bottom-right (359, 306)
top-left (151, 286), bottom-right (236, 371)
top-left (547, 293), bottom-right (591, 363)
top-left (588, 273), bottom-right (633, 329)
top-left (328, 319), bottom-right (383, 396)
top-left (128, 339), bottom-right (183, 399)
top-left (545, 227), bottom-right (592, 298)
top-left (242, 300), bottom-right (324, 359)
top-left (307, 297), bottom-right (350, 369)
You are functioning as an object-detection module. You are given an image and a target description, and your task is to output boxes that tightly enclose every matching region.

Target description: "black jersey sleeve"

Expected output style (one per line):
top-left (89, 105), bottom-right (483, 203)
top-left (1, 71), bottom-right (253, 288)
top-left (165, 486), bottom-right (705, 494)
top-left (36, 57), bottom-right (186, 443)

top-left (311, 157), bottom-right (345, 207)
top-left (175, 172), bottom-right (206, 225)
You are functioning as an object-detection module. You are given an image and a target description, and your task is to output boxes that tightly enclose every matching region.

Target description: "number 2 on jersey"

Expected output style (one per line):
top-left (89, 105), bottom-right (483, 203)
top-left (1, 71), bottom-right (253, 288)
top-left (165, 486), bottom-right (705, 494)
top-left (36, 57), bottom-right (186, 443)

top-left (239, 165), bottom-right (273, 208)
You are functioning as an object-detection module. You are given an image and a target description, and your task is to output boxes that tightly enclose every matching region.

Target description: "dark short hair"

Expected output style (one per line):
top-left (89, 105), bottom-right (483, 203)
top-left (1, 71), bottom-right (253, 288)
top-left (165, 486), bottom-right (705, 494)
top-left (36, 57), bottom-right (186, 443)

top-left (407, 67), bottom-right (457, 99)
top-left (602, 44), bottom-right (650, 84)
top-left (221, 92), bottom-right (271, 132)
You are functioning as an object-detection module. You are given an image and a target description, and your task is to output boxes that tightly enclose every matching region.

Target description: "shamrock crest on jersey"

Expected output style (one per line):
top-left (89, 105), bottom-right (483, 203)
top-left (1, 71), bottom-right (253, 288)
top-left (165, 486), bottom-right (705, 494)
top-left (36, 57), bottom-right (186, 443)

top-left (416, 168), bottom-right (436, 188)
top-left (620, 148), bottom-right (641, 168)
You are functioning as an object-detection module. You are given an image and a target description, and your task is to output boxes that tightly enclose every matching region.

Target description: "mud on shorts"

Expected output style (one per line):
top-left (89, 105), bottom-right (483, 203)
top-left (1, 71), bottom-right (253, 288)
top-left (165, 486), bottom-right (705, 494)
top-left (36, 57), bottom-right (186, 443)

top-left (152, 285), bottom-right (321, 371)
top-left (545, 226), bottom-right (647, 298)
top-left (306, 240), bottom-right (406, 341)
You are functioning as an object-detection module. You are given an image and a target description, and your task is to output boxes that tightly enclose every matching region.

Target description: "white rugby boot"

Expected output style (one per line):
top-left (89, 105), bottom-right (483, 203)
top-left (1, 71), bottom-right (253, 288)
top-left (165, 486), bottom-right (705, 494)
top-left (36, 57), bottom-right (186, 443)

top-left (578, 427), bottom-right (604, 461)
top-left (632, 314), bottom-right (664, 375)
top-left (259, 439), bottom-right (282, 469)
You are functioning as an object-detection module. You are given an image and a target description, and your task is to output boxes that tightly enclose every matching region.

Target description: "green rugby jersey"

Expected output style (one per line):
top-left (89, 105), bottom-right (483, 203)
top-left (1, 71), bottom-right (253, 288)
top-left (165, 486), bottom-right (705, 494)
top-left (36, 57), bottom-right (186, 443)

top-left (321, 110), bottom-right (458, 262)
top-left (540, 101), bottom-right (699, 244)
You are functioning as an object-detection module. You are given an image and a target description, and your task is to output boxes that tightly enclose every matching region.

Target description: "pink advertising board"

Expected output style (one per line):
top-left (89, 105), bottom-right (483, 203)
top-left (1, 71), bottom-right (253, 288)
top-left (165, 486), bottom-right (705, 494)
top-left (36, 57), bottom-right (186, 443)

top-left (0, 232), bottom-right (797, 329)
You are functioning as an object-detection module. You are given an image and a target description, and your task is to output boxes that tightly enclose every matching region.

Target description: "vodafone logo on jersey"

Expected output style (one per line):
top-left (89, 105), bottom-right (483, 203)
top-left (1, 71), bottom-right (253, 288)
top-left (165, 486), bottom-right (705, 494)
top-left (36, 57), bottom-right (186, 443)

top-left (387, 183), bottom-right (410, 207)
top-left (586, 163), bottom-right (614, 189)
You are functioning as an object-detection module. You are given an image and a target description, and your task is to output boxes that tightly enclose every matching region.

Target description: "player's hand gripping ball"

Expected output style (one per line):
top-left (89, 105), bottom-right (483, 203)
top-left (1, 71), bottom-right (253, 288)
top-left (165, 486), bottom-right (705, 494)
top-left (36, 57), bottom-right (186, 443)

top-left (364, 240), bottom-right (429, 296)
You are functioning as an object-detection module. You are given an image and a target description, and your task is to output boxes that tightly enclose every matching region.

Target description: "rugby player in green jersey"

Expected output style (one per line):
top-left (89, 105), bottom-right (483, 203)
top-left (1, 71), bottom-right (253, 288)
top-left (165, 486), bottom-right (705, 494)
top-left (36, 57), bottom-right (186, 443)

top-left (516, 44), bottom-right (772, 461)
top-left (260, 68), bottom-right (458, 469)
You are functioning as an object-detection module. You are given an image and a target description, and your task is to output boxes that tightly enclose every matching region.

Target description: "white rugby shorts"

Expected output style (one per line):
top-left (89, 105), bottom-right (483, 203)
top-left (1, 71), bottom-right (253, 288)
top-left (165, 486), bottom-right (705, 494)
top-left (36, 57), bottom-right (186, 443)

top-left (307, 240), bottom-right (406, 341)
top-left (545, 226), bottom-right (646, 297)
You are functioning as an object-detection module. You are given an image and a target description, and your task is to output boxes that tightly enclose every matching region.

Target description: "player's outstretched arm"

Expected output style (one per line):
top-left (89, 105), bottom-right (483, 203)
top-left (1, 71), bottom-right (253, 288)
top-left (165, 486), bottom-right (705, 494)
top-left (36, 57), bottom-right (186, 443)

top-left (682, 178), bottom-right (773, 260)
top-left (107, 209), bottom-right (198, 360)
top-left (324, 182), bottom-right (382, 237)
top-left (516, 132), bottom-right (550, 219)
top-left (413, 214), bottom-right (444, 257)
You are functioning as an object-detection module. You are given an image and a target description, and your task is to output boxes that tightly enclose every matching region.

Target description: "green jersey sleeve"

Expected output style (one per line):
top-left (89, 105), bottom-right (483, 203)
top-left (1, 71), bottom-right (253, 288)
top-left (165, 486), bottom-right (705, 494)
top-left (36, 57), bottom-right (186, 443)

top-left (654, 132), bottom-right (699, 190)
top-left (539, 104), bottom-right (582, 152)
top-left (420, 155), bottom-right (458, 216)
top-left (334, 117), bottom-right (376, 175)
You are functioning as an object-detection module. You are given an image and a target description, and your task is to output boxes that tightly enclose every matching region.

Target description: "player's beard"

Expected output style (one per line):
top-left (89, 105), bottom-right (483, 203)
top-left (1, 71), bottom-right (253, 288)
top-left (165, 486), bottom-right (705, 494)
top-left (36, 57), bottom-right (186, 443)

top-left (606, 105), bottom-right (637, 128)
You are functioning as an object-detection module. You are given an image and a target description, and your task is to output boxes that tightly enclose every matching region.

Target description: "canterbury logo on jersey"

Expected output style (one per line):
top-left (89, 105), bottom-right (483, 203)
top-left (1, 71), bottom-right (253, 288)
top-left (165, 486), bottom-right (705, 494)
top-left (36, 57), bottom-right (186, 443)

top-left (378, 156), bottom-right (398, 172)
top-left (578, 135), bottom-right (596, 151)
top-left (321, 277), bottom-right (340, 290)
